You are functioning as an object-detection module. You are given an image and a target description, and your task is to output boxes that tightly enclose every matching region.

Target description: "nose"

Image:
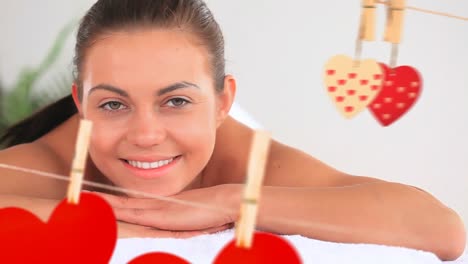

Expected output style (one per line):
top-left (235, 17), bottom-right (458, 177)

top-left (126, 112), bottom-right (167, 148)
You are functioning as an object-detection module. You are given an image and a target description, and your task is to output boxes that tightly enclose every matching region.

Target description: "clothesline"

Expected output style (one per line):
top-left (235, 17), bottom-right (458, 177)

top-left (0, 162), bottom-right (339, 233)
top-left (375, 0), bottom-right (468, 21)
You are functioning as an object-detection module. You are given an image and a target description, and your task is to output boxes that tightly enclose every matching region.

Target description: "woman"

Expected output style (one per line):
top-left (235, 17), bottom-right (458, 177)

top-left (0, 0), bottom-right (465, 260)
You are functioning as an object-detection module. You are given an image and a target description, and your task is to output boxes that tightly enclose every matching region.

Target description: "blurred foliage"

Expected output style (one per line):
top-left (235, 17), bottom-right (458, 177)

top-left (0, 21), bottom-right (76, 141)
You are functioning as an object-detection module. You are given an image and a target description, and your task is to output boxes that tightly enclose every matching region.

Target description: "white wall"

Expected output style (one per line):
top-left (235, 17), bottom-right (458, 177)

top-left (1, 1), bottom-right (467, 227)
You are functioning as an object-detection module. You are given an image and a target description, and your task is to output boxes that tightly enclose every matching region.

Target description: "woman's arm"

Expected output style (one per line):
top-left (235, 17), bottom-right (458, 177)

top-left (0, 194), bottom-right (60, 222)
top-left (214, 117), bottom-right (466, 260)
top-left (0, 193), bottom-right (225, 239)
top-left (253, 183), bottom-right (465, 261)
top-left (255, 140), bottom-right (465, 260)
top-left (90, 181), bottom-right (465, 260)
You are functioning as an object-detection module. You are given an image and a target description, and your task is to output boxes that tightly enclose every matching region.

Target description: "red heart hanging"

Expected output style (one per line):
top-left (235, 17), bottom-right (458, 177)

top-left (128, 252), bottom-right (190, 264)
top-left (213, 232), bottom-right (302, 264)
top-left (368, 63), bottom-right (422, 126)
top-left (0, 207), bottom-right (49, 262)
top-left (0, 193), bottom-right (117, 263)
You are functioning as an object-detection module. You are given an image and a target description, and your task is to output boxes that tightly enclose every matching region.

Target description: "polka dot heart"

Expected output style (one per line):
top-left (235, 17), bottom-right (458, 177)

top-left (368, 63), bottom-right (422, 126)
top-left (323, 55), bottom-right (384, 118)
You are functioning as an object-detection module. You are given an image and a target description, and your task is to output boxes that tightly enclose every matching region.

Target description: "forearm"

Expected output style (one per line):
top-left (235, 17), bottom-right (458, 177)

top-left (253, 182), bottom-right (465, 260)
top-left (0, 194), bottom-right (60, 222)
top-left (0, 194), bottom-right (134, 239)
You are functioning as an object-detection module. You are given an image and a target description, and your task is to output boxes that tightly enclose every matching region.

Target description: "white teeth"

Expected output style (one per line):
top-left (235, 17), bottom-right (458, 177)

top-left (127, 158), bottom-right (174, 170)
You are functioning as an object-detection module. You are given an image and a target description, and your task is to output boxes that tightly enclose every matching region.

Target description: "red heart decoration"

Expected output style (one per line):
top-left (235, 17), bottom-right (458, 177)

top-left (213, 232), bottom-right (302, 264)
top-left (128, 252), bottom-right (190, 264)
top-left (368, 64), bottom-right (422, 126)
top-left (0, 193), bottom-right (117, 263)
top-left (0, 208), bottom-right (49, 261)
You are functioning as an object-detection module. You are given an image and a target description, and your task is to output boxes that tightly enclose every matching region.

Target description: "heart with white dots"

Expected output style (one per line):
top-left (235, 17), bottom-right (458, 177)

top-left (323, 55), bottom-right (384, 118)
top-left (368, 64), bottom-right (422, 126)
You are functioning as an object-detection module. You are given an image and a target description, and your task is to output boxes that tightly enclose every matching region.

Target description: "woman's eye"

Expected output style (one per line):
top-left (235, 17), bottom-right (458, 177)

top-left (100, 101), bottom-right (126, 111)
top-left (166, 98), bottom-right (190, 108)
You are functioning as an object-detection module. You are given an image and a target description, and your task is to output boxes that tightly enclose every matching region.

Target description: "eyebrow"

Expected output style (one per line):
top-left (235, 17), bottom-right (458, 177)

top-left (157, 81), bottom-right (200, 96)
top-left (88, 81), bottom-right (200, 97)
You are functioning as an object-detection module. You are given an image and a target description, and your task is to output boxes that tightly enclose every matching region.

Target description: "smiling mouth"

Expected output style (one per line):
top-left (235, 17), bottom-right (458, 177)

top-left (123, 156), bottom-right (180, 170)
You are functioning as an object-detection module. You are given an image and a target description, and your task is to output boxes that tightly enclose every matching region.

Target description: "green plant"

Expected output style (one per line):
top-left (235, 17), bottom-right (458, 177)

top-left (0, 21), bottom-right (76, 137)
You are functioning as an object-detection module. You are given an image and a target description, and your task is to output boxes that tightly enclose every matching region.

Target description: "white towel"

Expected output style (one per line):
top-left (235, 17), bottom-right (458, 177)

top-left (229, 102), bottom-right (263, 129)
top-left (110, 229), bottom-right (467, 264)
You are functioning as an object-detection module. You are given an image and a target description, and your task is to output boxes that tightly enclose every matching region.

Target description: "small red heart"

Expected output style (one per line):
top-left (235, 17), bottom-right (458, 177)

top-left (326, 69), bottom-right (335, 75)
top-left (371, 85), bottom-right (380, 91)
top-left (359, 95), bottom-right (368, 101)
top-left (337, 79), bottom-right (347, 85)
top-left (346, 90), bottom-right (356, 96)
top-left (348, 73), bottom-right (357, 79)
top-left (373, 74), bottom-right (382, 80)
top-left (360, 79), bottom-right (369, 85)
top-left (0, 193), bottom-right (117, 263)
top-left (345, 106), bottom-right (354, 113)
top-left (336, 96), bottom-right (345, 102)
top-left (368, 63), bottom-right (422, 126)
top-left (213, 232), bottom-right (302, 264)
top-left (328, 86), bottom-right (337, 92)
top-left (128, 252), bottom-right (190, 264)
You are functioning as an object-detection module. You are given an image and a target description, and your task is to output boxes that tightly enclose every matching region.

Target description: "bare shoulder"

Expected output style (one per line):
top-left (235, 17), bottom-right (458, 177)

top-left (0, 141), bottom-right (69, 199)
top-left (207, 116), bottom-right (384, 187)
top-left (264, 140), bottom-right (385, 187)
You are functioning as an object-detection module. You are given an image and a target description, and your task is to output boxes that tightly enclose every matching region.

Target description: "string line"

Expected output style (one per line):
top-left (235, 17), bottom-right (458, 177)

top-left (376, 0), bottom-right (468, 21)
top-left (0, 162), bottom-right (319, 231)
top-left (0, 163), bottom-right (232, 214)
top-left (389, 43), bottom-right (399, 68)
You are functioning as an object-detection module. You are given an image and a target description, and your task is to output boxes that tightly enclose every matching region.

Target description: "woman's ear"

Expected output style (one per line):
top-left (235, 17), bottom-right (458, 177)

top-left (216, 75), bottom-right (237, 127)
top-left (71, 83), bottom-right (84, 118)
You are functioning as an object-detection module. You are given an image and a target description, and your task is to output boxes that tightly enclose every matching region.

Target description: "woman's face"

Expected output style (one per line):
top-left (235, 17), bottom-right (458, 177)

top-left (76, 29), bottom-right (233, 196)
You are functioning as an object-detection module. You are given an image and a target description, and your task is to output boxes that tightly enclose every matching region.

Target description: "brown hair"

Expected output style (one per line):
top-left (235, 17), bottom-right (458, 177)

top-left (1, 0), bottom-right (225, 147)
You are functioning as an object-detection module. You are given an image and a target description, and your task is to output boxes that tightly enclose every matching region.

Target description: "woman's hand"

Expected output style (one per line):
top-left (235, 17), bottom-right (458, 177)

top-left (94, 184), bottom-right (242, 236)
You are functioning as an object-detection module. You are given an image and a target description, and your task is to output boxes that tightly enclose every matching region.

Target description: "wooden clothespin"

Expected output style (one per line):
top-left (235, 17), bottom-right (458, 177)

top-left (66, 119), bottom-right (93, 204)
top-left (360, 0), bottom-right (377, 41)
top-left (235, 130), bottom-right (271, 248)
top-left (384, 0), bottom-right (406, 43)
